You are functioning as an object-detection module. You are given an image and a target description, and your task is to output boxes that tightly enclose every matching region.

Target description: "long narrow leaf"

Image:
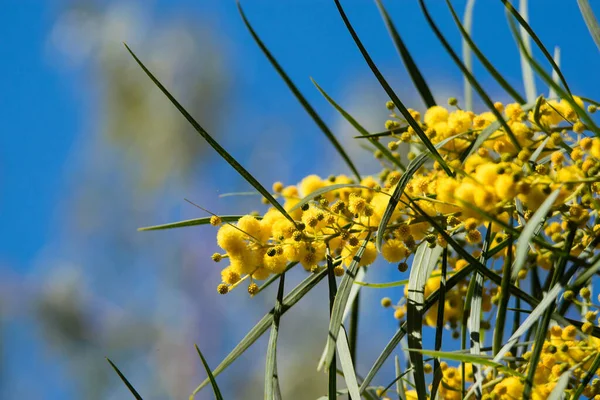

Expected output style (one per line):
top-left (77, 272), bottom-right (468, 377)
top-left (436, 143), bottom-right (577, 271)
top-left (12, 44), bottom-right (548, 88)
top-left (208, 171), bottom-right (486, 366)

top-left (318, 268), bottom-right (366, 371)
top-left (191, 268), bottom-right (328, 395)
top-left (512, 189), bottom-right (560, 280)
top-left (547, 370), bottom-right (571, 400)
top-left (194, 345), bottom-right (224, 400)
top-left (395, 355), bottom-right (407, 400)
top-left (408, 350), bottom-right (524, 378)
top-left (124, 44), bottom-right (296, 226)
top-left (501, 0), bottom-right (571, 95)
top-left (312, 79), bottom-right (405, 171)
top-left (333, 0), bottom-right (453, 176)
top-left (572, 352), bottom-right (600, 398)
top-left (138, 215), bottom-right (247, 231)
top-left (418, 0), bottom-right (522, 151)
top-left (359, 259), bottom-right (480, 394)
top-left (374, 0), bottom-right (436, 108)
top-left (468, 226), bottom-right (492, 399)
top-left (430, 248), bottom-right (448, 400)
top-left (337, 327), bottom-right (361, 400)
top-left (548, 47), bottom-right (560, 99)
top-left (445, 0), bottom-right (526, 104)
top-left (237, 2), bottom-right (361, 181)
top-left (106, 358), bottom-right (144, 400)
top-left (517, 0), bottom-right (537, 102)
top-left (265, 274), bottom-right (285, 400)
top-left (406, 244), bottom-right (443, 400)
top-left (324, 233), bottom-right (372, 370)
top-left (462, 0), bottom-right (476, 110)
top-left (578, 0), bottom-right (600, 51)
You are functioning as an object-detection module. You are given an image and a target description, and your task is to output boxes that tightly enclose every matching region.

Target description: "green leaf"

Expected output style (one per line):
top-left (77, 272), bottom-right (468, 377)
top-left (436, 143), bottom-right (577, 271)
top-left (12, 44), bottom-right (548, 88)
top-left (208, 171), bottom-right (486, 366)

top-left (374, 0), bottom-right (436, 108)
top-left (407, 350), bottom-right (525, 378)
top-left (237, 2), bottom-right (361, 182)
top-left (265, 274), bottom-right (285, 400)
top-left (493, 228), bottom-right (513, 357)
top-left (359, 259), bottom-right (479, 394)
top-left (492, 284), bottom-right (562, 365)
top-left (445, 0), bottom-right (526, 104)
top-left (353, 278), bottom-right (409, 288)
top-left (336, 327), bottom-right (361, 400)
top-left (512, 189), bottom-right (560, 280)
top-left (190, 268), bottom-right (328, 396)
top-left (431, 248), bottom-right (448, 400)
top-left (406, 243), bottom-right (444, 400)
top-left (333, 0), bottom-right (453, 176)
top-left (324, 233), bottom-right (372, 370)
top-left (375, 151), bottom-right (428, 252)
top-left (318, 268), bottom-right (366, 371)
top-left (418, 0), bottom-right (522, 151)
top-left (124, 44), bottom-right (296, 226)
top-left (462, 0), bottom-right (476, 110)
top-left (517, 0), bottom-right (537, 102)
top-left (467, 226), bottom-right (492, 397)
top-left (311, 79), bottom-right (406, 171)
top-left (577, 0), bottom-right (600, 52)
top-left (548, 47), bottom-right (560, 99)
top-left (547, 370), bottom-right (571, 400)
top-left (194, 345), bottom-right (224, 400)
top-left (571, 256), bottom-right (600, 288)
top-left (138, 215), bottom-right (249, 231)
top-left (106, 358), bottom-right (143, 400)
top-left (395, 356), bottom-right (407, 400)
top-left (501, 0), bottom-right (570, 96)
top-left (524, 226), bottom-right (573, 399)
top-left (326, 252), bottom-right (338, 400)
top-left (572, 352), bottom-right (600, 399)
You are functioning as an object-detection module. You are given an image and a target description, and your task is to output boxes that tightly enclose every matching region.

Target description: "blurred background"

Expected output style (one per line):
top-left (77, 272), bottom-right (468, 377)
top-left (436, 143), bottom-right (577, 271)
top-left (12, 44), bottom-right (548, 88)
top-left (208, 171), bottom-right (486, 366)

top-left (1, 0), bottom-right (599, 398)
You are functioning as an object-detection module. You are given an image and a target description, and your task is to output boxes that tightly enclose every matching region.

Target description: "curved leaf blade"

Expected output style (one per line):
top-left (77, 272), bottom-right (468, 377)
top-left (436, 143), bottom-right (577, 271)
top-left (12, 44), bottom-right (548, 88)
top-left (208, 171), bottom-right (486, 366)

top-left (191, 268), bottom-right (328, 396)
top-left (237, 2), bottom-right (361, 181)
top-left (374, 0), bottom-right (436, 108)
top-left (194, 345), bottom-right (224, 400)
top-left (324, 233), bottom-right (372, 370)
top-left (578, 0), bottom-right (600, 51)
top-left (512, 189), bottom-right (560, 280)
top-left (138, 215), bottom-right (248, 231)
top-left (124, 44), bottom-right (296, 226)
top-left (106, 358), bottom-right (144, 400)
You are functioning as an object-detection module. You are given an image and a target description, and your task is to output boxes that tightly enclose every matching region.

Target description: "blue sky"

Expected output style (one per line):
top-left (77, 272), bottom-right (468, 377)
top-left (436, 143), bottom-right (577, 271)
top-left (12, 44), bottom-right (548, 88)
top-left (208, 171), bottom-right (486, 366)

top-left (2, 0), bottom-right (600, 398)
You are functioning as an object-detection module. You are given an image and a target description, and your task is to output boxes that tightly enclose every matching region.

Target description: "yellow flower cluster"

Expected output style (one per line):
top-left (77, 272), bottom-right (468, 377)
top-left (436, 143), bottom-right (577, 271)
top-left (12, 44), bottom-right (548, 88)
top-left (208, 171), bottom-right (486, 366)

top-left (209, 95), bottom-right (600, 394)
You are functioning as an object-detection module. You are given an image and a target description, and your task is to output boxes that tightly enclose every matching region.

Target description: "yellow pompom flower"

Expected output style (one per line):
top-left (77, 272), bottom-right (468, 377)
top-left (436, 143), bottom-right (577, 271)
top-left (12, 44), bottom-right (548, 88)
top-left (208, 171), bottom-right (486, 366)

top-left (381, 239), bottom-right (408, 263)
top-left (216, 224), bottom-right (246, 257)
top-left (221, 267), bottom-right (241, 285)
top-left (424, 105), bottom-right (449, 126)
top-left (237, 215), bottom-right (268, 242)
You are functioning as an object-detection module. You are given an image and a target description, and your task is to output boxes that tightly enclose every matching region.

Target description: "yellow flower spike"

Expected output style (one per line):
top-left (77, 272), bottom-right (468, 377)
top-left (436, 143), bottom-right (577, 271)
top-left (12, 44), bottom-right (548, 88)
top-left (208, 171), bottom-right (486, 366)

top-left (210, 215), bottom-right (222, 226)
